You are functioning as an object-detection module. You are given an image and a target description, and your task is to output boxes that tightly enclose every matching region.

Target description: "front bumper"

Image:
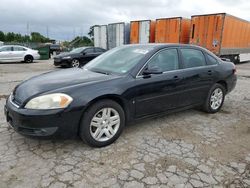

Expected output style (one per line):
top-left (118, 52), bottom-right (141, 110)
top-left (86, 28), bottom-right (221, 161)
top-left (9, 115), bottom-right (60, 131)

top-left (54, 58), bottom-right (71, 66)
top-left (4, 97), bottom-right (83, 138)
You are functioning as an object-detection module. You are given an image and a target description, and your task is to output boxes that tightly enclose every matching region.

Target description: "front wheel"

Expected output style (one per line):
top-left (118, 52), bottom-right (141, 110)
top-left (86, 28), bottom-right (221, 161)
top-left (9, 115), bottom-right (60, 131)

top-left (202, 83), bottom-right (226, 113)
top-left (79, 100), bottom-right (125, 147)
top-left (70, 59), bottom-right (80, 68)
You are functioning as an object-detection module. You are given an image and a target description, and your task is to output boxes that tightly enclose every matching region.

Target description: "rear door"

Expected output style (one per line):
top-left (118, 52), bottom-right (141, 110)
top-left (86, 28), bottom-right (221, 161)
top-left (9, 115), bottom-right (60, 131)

top-left (12, 46), bottom-right (27, 60)
top-left (139, 21), bottom-right (150, 44)
top-left (135, 48), bottom-right (185, 117)
top-left (178, 48), bottom-right (215, 106)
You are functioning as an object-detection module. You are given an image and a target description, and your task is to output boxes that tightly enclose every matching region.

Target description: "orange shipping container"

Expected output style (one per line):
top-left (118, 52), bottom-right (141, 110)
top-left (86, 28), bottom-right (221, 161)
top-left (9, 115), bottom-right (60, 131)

top-left (130, 20), bottom-right (155, 44)
top-left (190, 13), bottom-right (250, 62)
top-left (155, 17), bottom-right (191, 44)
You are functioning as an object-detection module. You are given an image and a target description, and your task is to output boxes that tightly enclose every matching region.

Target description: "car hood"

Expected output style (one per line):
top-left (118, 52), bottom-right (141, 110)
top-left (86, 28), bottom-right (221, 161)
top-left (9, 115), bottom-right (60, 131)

top-left (13, 68), bottom-right (116, 104)
top-left (54, 52), bottom-right (78, 58)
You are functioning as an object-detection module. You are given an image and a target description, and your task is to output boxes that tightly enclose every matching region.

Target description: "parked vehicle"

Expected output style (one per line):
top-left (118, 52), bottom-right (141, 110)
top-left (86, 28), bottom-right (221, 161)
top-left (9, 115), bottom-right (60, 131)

top-left (189, 13), bottom-right (250, 63)
top-left (0, 45), bottom-right (40, 63)
top-left (155, 17), bottom-right (191, 44)
top-left (53, 46), bottom-right (106, 68)
top-left (5, 44), bottom-right (237, 147)
top-left (93, 25), bottom-right (108, 49)
top-left (107, 22), bottom-right (130, 49)
top-left (130, 20), bottom-right (155, 44)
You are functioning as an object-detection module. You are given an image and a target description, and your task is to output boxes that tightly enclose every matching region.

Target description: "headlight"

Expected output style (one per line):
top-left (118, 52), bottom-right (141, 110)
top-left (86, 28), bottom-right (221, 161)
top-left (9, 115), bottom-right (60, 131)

top-left (62, 56), bottom-right (71, 59)
top-left (25, 93), bottom-right (73, 110)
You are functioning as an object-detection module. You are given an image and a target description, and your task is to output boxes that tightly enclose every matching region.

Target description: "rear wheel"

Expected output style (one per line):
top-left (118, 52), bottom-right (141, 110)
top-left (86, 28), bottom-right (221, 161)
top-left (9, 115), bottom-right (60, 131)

top-left (24, 55), bottom-right (33, 63)
top-left (202, 83), bottom-right (225, 113)
top-left (79, 100), bottom-right (125, 147)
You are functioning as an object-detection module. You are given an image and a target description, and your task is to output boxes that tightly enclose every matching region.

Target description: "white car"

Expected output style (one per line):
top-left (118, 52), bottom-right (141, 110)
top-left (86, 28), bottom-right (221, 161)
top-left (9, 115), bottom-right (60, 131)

top-left (0, 45), bottom-right (40, 63)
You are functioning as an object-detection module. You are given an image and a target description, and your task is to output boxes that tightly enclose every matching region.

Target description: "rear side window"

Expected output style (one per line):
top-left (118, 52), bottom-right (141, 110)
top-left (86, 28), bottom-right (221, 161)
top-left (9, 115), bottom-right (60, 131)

top-left (13, 47), bottom-right (26, 51)
top-left (180, 49), bottom-right (206, 68)
top-left (206, 54), bottom-right (218, 65)
top-left (148, 49), bottom-right (179, 72)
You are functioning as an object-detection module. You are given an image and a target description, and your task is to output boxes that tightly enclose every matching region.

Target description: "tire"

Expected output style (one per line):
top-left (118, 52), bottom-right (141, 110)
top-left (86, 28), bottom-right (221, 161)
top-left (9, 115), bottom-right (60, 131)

top-left (79, 100), bottom-right (125, 147)
top-left (24, 55), bottom-right (33, 63)
top-left (70, 59), bottom-right (80, 68)
top-left (202, 83), bottom-right (226, 113)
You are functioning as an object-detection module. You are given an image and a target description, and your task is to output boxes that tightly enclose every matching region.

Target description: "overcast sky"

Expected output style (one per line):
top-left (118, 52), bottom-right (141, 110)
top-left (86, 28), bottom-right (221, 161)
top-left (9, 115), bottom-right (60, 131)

top-left (0, 0), bottom-right (249, 41)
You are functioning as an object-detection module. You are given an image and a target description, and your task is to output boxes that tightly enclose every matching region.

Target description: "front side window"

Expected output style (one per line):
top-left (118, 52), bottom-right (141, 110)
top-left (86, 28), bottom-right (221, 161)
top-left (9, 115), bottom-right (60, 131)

top-left (95, 48), bottom-right (105, 53)
top-left (84, 48), bottom-right (95, 54)
top-left (180, 49), bottom-right (206, 68)
top-left (147, 49), bottom-right (179, 72)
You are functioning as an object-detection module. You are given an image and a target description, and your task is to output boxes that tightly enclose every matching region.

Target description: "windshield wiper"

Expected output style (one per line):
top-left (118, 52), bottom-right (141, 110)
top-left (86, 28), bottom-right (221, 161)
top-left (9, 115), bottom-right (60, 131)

top-left (91, 69), bottom-right (111, 75)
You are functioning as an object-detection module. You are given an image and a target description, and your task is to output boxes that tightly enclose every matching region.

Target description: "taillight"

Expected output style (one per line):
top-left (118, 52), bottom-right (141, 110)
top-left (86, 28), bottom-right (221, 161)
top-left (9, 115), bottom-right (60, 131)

top-left (233, 65), bottom-right (236, 74)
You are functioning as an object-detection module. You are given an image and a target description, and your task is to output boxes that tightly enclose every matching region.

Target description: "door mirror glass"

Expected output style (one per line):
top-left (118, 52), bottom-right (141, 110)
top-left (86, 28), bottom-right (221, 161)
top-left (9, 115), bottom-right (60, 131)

top-left (143, 67), bottom-right (163, 75)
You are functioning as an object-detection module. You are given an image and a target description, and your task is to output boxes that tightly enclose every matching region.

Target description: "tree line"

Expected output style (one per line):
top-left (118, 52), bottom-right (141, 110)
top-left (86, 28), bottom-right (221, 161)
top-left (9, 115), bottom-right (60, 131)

top-left (0, 31), bottom-right (51, 43)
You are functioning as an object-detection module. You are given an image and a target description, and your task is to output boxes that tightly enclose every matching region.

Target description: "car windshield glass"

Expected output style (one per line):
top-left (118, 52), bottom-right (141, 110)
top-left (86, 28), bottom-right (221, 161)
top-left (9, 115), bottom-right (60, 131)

top-left (70, 47), bottom-right (86, 53)
top-left (84, 46), bottom-right (153, 74)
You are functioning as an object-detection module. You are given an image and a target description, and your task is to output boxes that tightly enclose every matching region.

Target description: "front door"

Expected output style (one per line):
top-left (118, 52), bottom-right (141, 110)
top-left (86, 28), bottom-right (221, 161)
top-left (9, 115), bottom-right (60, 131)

top-left (135, 48), bottom-right (184, 117)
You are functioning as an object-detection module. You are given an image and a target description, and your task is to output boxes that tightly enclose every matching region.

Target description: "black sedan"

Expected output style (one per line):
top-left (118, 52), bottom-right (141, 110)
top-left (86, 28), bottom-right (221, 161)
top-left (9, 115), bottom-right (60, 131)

top-left (53, 47), bottom-right (106, 68)
top-left (4, 44), bottom-right (237, 147)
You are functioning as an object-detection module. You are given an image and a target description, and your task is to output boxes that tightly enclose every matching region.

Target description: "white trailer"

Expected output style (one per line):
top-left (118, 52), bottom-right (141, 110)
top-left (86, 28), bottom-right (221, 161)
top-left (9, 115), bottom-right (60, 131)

top-left (107, 22), bottom-right (130, 49)
top-left (93, 25), bottom-right (108, 49)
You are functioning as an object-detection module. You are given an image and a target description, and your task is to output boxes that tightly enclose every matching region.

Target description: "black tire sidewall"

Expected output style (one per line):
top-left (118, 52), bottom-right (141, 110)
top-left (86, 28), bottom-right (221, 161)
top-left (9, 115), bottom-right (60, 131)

top-left (204, 83), bottom-right (226, 113)
top-left (79, 100), bottom-right (125, 147)
top-left (25, 55), bottom-right (33, 63)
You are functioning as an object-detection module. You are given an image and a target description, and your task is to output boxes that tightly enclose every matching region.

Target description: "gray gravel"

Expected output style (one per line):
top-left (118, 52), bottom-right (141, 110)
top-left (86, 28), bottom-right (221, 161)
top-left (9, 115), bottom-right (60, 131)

top-left (0, 60), bottom-right (250, 188)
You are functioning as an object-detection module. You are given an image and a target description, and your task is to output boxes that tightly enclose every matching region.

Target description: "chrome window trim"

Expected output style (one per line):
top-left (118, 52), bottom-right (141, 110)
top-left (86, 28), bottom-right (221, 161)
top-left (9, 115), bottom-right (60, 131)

top-left (136, 48), bottom-right (218, 79)
top-left (136, 64), bottom-right (218, 79)
top-left (9, 94), bottom-right (20, 108)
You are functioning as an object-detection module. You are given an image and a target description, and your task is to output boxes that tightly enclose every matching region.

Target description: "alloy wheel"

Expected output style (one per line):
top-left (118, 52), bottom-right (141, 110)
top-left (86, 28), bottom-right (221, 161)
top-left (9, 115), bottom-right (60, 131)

top-left (210, 88), bottom-right (223, 110)
top-left (90, 108), bottom-right (120, 142)
top-left (71, 59), bottom-right (80, 67)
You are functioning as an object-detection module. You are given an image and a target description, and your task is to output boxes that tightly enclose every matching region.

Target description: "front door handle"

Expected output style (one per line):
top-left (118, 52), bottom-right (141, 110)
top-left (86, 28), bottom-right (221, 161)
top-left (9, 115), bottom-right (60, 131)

top-left (208, 70), bottom-right (213, 75)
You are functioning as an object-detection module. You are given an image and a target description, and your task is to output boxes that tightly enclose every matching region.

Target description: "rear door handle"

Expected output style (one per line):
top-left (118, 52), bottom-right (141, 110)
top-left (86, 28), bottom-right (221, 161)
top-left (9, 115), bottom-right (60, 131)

top-left (207, 70), bottom-right (213, 75)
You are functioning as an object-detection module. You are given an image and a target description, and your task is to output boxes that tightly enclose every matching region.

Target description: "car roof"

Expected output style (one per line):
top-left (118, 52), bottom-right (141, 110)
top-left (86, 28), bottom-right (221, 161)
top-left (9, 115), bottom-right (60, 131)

top-left (121, 43), bottom-right (217, 58)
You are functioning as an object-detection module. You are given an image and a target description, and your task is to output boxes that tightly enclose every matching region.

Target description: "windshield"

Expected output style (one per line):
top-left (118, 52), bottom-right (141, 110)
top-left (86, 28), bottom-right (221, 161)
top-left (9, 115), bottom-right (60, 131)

top-left (84, 46), bottom-right (153, 74)
top-left (70, 47), bottom-right (86, 53)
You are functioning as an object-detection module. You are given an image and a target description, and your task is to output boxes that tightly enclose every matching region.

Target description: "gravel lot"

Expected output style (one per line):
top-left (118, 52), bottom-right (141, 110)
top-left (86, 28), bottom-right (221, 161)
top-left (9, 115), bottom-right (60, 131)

top-left (0, 60), bottom-right (250, 188)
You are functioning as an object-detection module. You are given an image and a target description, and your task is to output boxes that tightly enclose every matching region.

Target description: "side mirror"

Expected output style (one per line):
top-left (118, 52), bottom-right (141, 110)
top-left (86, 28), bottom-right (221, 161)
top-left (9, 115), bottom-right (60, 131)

top-left (82, 52), bottom-right (86, 55)
top-left (142, 67), bottom-right (163, 76)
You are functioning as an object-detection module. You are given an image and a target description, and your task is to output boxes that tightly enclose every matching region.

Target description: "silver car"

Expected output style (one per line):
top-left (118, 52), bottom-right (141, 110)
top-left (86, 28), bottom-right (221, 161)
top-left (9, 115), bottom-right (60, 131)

top-left (0, 45), bottom-right (40, 63)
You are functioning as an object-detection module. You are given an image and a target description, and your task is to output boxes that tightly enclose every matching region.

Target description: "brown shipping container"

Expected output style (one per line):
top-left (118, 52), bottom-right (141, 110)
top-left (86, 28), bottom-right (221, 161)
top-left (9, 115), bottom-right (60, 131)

top-left (155, 17), bottom-right (191, 44)
top-left (190, 13), bottom-right (250, 61)
top-left (130, 20), bottom-right (155, 44)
